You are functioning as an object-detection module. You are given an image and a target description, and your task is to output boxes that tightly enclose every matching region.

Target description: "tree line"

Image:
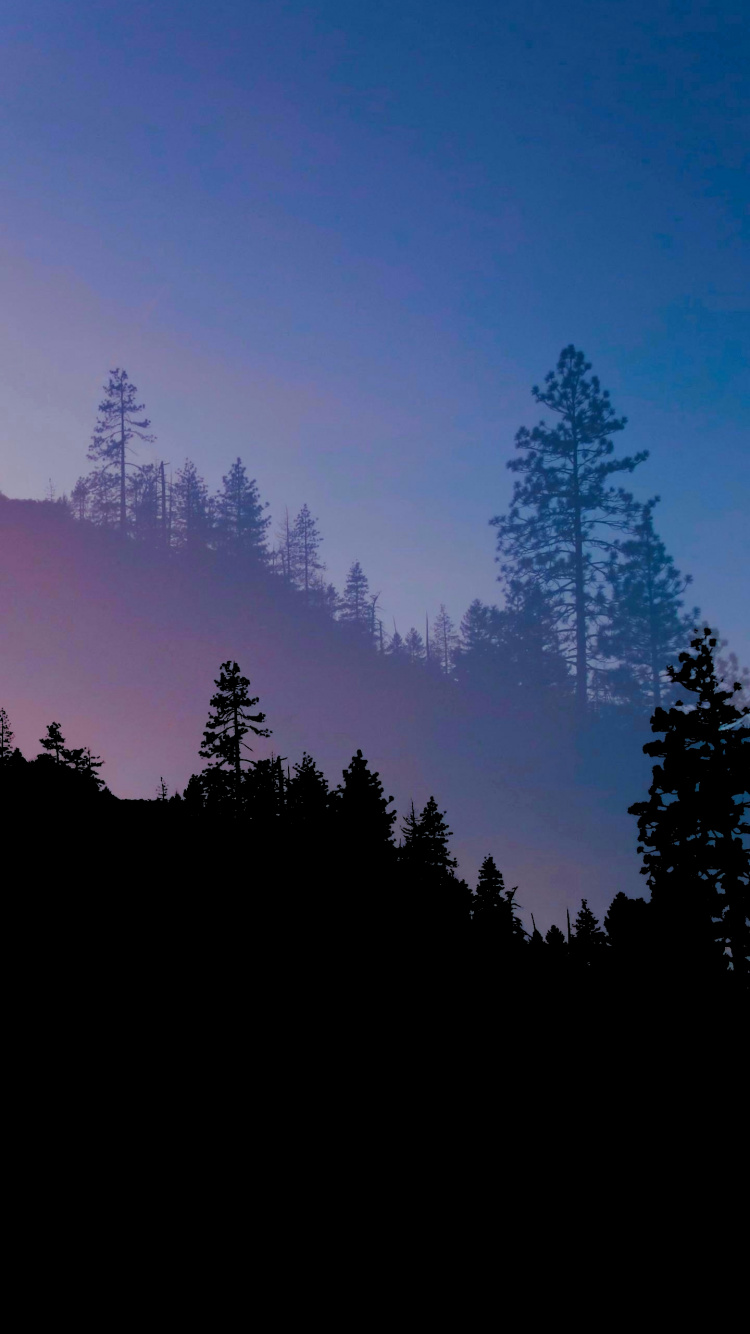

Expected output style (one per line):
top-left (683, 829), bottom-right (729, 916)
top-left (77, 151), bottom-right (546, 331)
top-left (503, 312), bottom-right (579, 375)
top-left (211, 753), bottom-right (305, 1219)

top-left (2, 629), bottom-right (746, 989)
top-left (56, 352), bottom-right (747, 718)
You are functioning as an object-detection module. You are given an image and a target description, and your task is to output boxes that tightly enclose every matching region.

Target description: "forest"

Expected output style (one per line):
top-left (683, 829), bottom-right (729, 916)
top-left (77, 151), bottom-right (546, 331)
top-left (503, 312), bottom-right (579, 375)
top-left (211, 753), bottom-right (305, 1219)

top-left (1, 347), bottom-right (747, 997)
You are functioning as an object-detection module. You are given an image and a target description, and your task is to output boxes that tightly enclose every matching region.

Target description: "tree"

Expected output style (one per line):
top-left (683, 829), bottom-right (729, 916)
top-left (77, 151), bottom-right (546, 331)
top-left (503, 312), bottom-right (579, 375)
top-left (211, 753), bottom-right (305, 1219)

top-left (71, 477), bottom-right (91, 522)
top-left (598, 499), bottom-right (697, 708)
top-left (545, 924), bottom-right (567, 949)
top-left (400, 797), bottom-right (458, 880)
top-left (87, 369), bottom-right (155, 534)
top-left (491, 346), bottom-right (647, 716)
top-left (404, 627), bottom-right (426, 666)
top-left (290, 504), bottom-right (324, 599)
top-left (0, 708), bottom-right (14, 762)
top-left (433, 604), bottom-right (458, 677)
top-left (39, 722), bottom-right (67, 764)
top-left (128, 462), bottom-right (161, 545)
top-left (199, 661), bottom-right (271, 807)
top-left (629, 628), bottom-right (749, 983)
top-left (472, 854), bottom-right (526, 947)
top-left (338, 562), bottom-right (371, 631)
top-left (386, 629), bottom-right (409, 662)
top-left (172, 460), bottom-right (212, 554)
top-left (333, 750), bottom-right (396, 867)
top-left (571, 898), bottom-right (606, 966)
top-left (454, 587), bottom-right (570, 698)
top-left (215, 458), bottom-right (271, 562)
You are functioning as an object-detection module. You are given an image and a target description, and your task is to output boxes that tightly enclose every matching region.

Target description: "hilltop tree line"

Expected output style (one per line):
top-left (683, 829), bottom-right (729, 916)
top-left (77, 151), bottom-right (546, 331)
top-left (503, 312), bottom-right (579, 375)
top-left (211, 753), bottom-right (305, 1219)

top-left (2, 630), bottom-right (747, 990)
top-left (58, 352), bottom-right (747, 716)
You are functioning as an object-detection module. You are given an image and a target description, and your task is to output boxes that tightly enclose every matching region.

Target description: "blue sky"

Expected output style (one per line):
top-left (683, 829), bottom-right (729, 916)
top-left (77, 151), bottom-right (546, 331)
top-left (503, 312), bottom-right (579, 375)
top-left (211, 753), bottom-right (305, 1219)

top-left (1, 0), bottom-right (747, 662)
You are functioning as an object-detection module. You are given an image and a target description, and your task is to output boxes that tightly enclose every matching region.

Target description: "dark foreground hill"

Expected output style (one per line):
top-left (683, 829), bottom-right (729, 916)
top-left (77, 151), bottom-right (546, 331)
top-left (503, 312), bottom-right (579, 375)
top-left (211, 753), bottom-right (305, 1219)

top-left (0, 495), bottom-right (650, 927)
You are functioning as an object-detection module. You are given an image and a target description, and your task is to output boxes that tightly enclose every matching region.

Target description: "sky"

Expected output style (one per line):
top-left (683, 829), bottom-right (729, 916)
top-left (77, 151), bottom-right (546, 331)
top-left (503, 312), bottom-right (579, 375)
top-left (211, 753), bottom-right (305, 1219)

top-left (1, 0), bottom-right (748, 663)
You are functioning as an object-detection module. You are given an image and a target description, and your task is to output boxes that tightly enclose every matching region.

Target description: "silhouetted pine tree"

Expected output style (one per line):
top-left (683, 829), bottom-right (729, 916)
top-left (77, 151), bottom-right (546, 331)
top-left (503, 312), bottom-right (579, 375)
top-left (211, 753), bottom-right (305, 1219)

top-left (386, 629), bottom-right (408, 661)
top-left (128, 462), bottom-right (161, 545)
top-left (333, 751), bottom-right (396, 899)
top-left (39, 722), bottom-right (67, 764)
top-left (87, 369), bottom-right (155, 534)
top-left (604, 892), bottom-right (651, 962)
top-left (286, 752), bottom-right (330, 829)
top-left (400, 796), bottom-right (470, 929)
top-left (215, 458), bottom-right (270, 563)
top-left (571, 898), bottom-right (606, 967)
top-left (472, 854), bottom-right (526, 949)
top-left (71, 477), bottom-right (91, 522)
top-left (0, 708), bottom-right (14, 762)
top-left (629, 628), bottom-right (749, 984)
top-left (491, 346), bottom-right (647, 716)
top-left (598, 500), bottom-right (697, 708)
top-left (545, 924), bottom-right (567, 949)
top-left (199, 661), bottom-right (271, 808)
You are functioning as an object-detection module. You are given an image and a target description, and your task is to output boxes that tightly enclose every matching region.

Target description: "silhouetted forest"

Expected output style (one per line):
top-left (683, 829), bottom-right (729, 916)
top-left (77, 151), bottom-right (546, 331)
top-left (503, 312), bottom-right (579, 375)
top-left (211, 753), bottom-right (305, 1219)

top-left (55, 350), bottom-right (749, 716)
top-left (3, 630), bottom-right (746, 1000)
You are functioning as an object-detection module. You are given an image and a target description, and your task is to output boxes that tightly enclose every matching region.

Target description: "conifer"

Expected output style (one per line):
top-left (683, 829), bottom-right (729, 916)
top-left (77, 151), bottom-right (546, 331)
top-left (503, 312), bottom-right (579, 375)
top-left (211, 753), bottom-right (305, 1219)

top-left (87, 369), bottom-right (155, 533)
top-left (199, 661), bottom-right (271, 807)
top-left (215, 458), bottom-right (271, 562)
top-left (0, 708), bottom-right (14, 763)
top-left (491, 346), bottom-right (647, 716)
top-left (338, 562), bottom-right (371, 630)
top-left (629, 628), bottom-right (749, 982)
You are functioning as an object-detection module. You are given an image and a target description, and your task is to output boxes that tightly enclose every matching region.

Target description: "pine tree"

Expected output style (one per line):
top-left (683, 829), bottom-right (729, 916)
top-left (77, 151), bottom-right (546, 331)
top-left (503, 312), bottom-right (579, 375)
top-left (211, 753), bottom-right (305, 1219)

top-left (215, 458), bottom-right (271, 562)
top-left (199, 661), bottom-right (271, 806)
top-left (571, 898), bottom-right (606, 966)
top-left (629, 628), bottom-right (749, 983)
top-left (39, 721), bottom-right (67, 764)
top-left (433, 604), bottom-right (458, 677)
top-left (286, 753), bottom-right (330, 829)
top-left (274, 508), bottom-right (298, 586)
top-left (404, 627), bottom-right (425, 666)
top-left (338, 561), bottom-right (371, 631)
top-left (400, 797), bottom-right (458, 880)
top-left (334, 750), bottom-right (396, 860)
top-left (491, 346), bottom-right (647, 716)
top-left (455, 587), bottom-right (570, 697)
top-left (172, 460), bottom-right (212, 554)
top-left (386, 629), bottom-right (409, 661)
top-left (71, 477), bottom-right (91, 522)
top-left (0, 708), bottom-right (14, 762)
top-left (291, 504), bottom-right (324, 598)
top-left (599, 500), bottom-right (697, 708)
top-left (87, 369), bottom-right (155, 534)
top-left (128, 463), bottom-right (161, 545)
top-left (472, 854), bottom-right (527, 947)
top-left (545, 924), bottom-right (567, 949)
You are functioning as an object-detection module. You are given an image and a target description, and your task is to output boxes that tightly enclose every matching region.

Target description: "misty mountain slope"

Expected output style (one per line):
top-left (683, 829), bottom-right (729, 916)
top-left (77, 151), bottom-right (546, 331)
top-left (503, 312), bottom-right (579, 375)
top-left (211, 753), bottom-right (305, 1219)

top-left (0, 497), bottom-right (649, 926)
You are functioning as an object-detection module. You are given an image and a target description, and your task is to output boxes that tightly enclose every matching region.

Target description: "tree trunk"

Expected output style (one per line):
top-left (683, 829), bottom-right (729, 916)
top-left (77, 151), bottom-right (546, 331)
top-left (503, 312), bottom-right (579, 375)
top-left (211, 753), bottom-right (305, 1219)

top-left (571, 439), bottom-right (587, 719)
top-left (119, 389), bottom-right (127, 533)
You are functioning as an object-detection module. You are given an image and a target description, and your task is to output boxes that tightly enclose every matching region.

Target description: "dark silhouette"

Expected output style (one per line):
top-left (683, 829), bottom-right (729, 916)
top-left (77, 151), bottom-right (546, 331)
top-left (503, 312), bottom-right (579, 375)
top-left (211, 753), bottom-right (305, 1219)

top-left (629, 628), bottom-right (749, 985)
top-left (214, 458), bottom-right (271, 564)
top-left (199, 661), bottom-right (271, 808)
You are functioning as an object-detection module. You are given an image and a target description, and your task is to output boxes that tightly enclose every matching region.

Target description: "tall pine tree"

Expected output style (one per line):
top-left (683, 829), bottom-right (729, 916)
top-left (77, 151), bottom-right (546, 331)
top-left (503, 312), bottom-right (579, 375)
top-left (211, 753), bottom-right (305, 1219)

top-left (491, 346), bottom-right (647, 716)
top-left (0, 708), bottom-right (14, 762)
top-left (87, 369), bottom-right (155, 534)
top-left (199, 661), bottom-right (271, 807)
top-left (338, 562), bottom-right (371, 631)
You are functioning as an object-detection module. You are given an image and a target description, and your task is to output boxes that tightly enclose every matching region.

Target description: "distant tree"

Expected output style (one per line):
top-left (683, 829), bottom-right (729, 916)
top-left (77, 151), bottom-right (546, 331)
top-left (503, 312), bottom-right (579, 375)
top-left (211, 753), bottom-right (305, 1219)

top-left (0, 708), bottom-right (14, 762)
top-left (404, 627), bottom-right (426, 666)
top-left (338, 562), bottom-right (371, 631)
top-left (491, 346), bottom-right (647, 716)
top-left (598, 499), bottom-right (697, 708)
top-left (386, 629), bottom-right (409, 661)
top-left (571, 898), bottom-right (606, 966)
top-left (455, 586), bottom-right (570, 698)
top-left (545, 924), bottom-right (567, 949)
top-left (39, 721), bottom-right (67, 764)
top-left (400, 797), bottom-right (458, 880)
top-left (309, 579), bottom-right (340, 617)
top-left (433, 604), bottom-right (459, 677)
top-left (157, 777), bottom-right (169, 801)
top-left (629, 628), bottom-right (749, 983)
top-left (604, 891), bottom-right (651, 957)
top-left (87, 369), bottom-right (155, 534)
top-left (199, 661), bottom-right (271, 807)
top-left (286, 753), bottom-right (331, 829)
top-left (290, 504), bottom-right (324, 599)
top-left (128, 463), bottom-right (161, 545)
top-left (71, 477), bottom-right (91, 522)
top-left (215, 458), bottom-right (271, 562)
top-left (274, 508), bottom-right (298, 586)
top-left (172, 460), bottom-right (212, 554)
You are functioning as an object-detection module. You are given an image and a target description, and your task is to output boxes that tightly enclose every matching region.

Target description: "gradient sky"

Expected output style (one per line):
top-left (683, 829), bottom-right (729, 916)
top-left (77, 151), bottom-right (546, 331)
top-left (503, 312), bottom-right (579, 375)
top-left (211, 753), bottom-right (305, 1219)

top-left (1, 0), bottom-right (748, 663)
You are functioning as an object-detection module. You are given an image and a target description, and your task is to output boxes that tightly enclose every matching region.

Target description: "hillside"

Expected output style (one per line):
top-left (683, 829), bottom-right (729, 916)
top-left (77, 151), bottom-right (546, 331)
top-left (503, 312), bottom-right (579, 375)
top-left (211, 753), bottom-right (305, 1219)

top-left (0, 495), bottom-right (651, 926)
